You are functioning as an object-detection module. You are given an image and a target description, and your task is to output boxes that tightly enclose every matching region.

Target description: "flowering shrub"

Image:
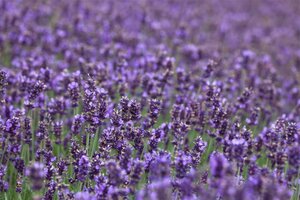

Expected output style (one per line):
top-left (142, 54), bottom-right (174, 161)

top-left (0, 0), bottom-right (300, 199)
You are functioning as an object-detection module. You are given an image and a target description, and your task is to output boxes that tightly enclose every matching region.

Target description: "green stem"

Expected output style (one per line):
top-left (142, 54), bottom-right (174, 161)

top-left (0, 140), bottom-right (7, 164)
top-left (90, 128), bottom-right (100, 157)
top-left (31, 110), bottom-right (36, 161)
top-left (86, 131), bottom-right (90, 154)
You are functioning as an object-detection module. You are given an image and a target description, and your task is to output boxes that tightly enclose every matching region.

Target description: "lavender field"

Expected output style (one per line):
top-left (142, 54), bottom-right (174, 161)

top-left (1, 0), bottom-right (300, 199)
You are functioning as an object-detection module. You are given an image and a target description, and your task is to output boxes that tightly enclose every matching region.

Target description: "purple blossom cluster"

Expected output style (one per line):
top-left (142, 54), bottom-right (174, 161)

top-left (0, 0), bottom-right (300, 199)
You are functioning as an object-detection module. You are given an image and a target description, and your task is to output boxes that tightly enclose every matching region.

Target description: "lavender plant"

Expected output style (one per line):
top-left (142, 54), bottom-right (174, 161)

top-left (0, 0), bottom-right (300, 199)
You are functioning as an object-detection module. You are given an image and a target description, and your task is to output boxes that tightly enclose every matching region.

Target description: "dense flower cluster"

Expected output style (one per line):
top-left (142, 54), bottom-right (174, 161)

top-left (0, 0), bottom-right (300, 199)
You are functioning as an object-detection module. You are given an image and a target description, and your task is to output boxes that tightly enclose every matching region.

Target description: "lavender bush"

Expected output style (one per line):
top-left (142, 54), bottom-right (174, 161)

top-left (0, 0), bottom-right (300, 199)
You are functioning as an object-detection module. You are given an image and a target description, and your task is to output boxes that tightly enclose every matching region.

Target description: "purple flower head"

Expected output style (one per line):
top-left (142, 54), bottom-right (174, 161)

top-left (129, 99), bottom-right (141, 121)
top-left (74, 192), bottom-right (96, 200)
top-left (25, 162), bottom-right (47, 191)
top-left (71, 114), bottom-right (85, 135)
top-left (75, 155), bottom-right (90, 182)
top-left (0, 70), bottom-right (7, 103)
top-left (68, 81), bottom-right (80, 107)
top-left (130, 159), bottom-right (144, 186)
top-left (106, 160), bottom-right (127, 187)
top-left (148, 151), bottom-right (171, 181)
top-left (175, 150), bottom-right (192, 178)
top-left (137, 178), bottom-right (172, 200)
top-left (0, 166), bottom-right (9, 191)
top-left (288, 145), bottom-right (300, 169)
top-left (192, 136), bottom-right (207, 166)
top-left (120, 96), bottom-right (130, 122)
top-left (148, 98), bottom-right (161, 125)
top-left (25, 80), bottom-right (46, 108)
top-left (0, 71), bottom-right (7, 89)
top-left (209, 152), bottom-right (230, 178)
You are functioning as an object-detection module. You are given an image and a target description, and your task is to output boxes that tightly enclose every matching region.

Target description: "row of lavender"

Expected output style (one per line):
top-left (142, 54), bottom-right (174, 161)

top-left (1, 0), bottom-right (300, 199)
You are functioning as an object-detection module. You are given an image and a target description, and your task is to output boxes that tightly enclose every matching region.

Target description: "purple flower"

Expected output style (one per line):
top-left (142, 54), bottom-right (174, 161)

top-left (75, 155), bottom-right (90, 182)
top-left (74, 191), bottom-right (96, 200)
top-left (175, 150), bottom-right (192, 178)
top-left (209, 152), bottom-right (230, 178)
top-left (25, 162), bottom-right (47, 191)
top-left (68, 81), bottom-right (80, 107)
top-left (71, 115), bottom-right (85, 135)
